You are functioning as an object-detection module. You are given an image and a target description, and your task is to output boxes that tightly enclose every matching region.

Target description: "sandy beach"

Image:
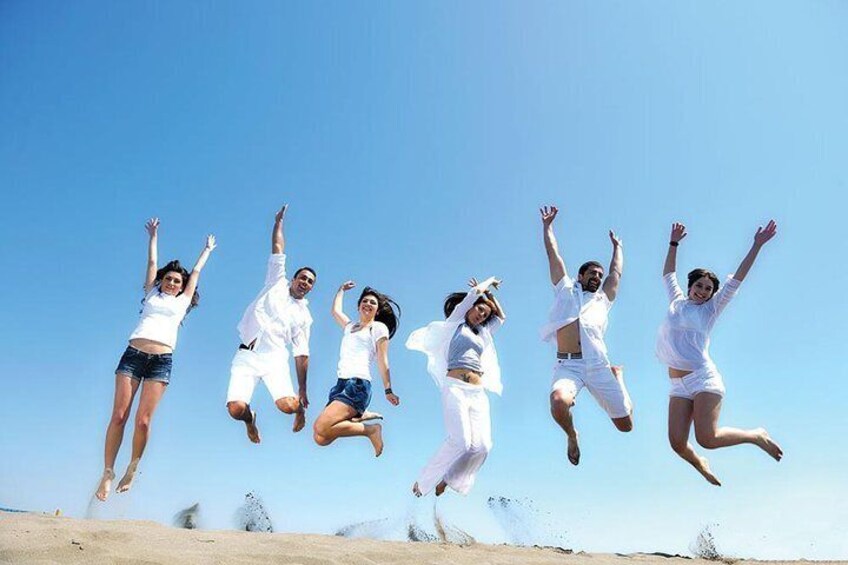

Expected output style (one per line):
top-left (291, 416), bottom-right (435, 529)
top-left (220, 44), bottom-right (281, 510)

top-left (0, 511), bottom-right (840, 565)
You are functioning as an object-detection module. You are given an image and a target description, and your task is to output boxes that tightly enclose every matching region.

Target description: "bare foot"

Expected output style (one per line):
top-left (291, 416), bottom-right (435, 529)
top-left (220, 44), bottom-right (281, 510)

top-left (292, 409), bottom-right (306, 433)
top-left (567, 432), bottom-right (580, 466)
top-left (95, 468), bottom-right (115, 501)
top-left (754, 428), bottom-right (783, 461)
top-left (246, 410), bottom-right (261, 443)
top-left (412, 482), bottom-right (422, 497)
top-left (366, 424), bottom-right (384, 457)
top-left (116, 459), bottom-right (140, 493)
top-left (351, 411), bottom-right (383, 423)
top-left (695, 456), bottom-right (722, 486)
top-left (435, 480), bottom-right (448, 497)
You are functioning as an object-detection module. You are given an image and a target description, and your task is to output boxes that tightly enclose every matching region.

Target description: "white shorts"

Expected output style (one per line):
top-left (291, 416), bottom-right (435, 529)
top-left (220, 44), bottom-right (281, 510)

top-left (668, 365), bottom-right (725, 400)
top-left (226, 348), bottom-right (295, 404)
top-left (551, 359), bottom-right (632, 419)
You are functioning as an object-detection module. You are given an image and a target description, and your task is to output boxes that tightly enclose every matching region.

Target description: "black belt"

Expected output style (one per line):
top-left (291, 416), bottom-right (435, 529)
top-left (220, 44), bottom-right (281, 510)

top-left (557, 352), bottom-right (582, 360)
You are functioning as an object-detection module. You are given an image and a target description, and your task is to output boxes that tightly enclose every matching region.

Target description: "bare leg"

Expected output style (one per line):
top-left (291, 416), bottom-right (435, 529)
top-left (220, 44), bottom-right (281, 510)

top-left (274, 396), bottom-right (304, 433)
top-left (227, 401), bottom-right (260, 444)
top-left (550, 390), bottom-right (580, 465)
top-left (610, 366), bottom-right (634, 432)
top-left (117, 380), bottom-right (167, 493)
top-left (96, 374), bottom-right (140, 501)
top-left (693, 393), bottom-right (783, 461)
top-left (668, 397), bottom-right (721, 486)
top-left (313, 401), bottom-right (383, 456)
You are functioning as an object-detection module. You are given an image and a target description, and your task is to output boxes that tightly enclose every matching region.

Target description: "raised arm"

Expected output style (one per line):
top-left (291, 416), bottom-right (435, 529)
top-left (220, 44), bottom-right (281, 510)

top-left (732, 220), bottom-right (777, 282)
top-left (468, 277), bottom-right (506, 321)
top-left (182, 235), bottom-right (216, 300)
top-left (271, 204), bottom-right (287, 255)
top-left (664, 223), bottom-right (687, 276)
top-left (376, 339), bottom-right (399, 406)
top-left (540, 206), bottom-right (567, 285)
top-left (143, 218), bottom-right (159, 293)
top-left (602, 230), bottom-right (624, 301)
top-left (331, 281), bottom-right (354, 328)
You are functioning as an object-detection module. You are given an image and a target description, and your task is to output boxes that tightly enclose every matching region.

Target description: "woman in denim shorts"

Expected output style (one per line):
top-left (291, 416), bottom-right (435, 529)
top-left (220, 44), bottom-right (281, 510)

top-left (313, 282), bottom-right (401, 457)
top-left (95, 218), bottom-right (216, 502)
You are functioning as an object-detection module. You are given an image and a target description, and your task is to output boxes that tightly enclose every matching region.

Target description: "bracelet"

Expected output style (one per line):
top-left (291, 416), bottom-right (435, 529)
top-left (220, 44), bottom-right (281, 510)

top-left (384, 387), bottom-right (393, 395)
top-left (669, 241), bottom-right (679, 247)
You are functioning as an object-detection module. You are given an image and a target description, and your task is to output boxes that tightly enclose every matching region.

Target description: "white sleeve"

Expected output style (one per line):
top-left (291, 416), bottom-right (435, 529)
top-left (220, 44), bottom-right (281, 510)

top-left (711, 276), bottom-right (741, 318)
top-left (372, 322), bottom-right (390, 343)
top-left (663, 273), bottom-right (685, 303)
top-left (264, 254), bottom-right (288, 286)
top-left (446, 290), bottom-right (479, 323)
top-left (485, 315), bottom-right (504, 334)
top-left (554, 275), bottom-right (574, 293)
top-left (291, 319), bottom-right (311, 357)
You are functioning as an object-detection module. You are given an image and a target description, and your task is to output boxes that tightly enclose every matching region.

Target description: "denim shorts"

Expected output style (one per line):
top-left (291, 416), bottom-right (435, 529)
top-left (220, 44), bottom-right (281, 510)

top-left (115, 346), bottom-right (173, 384)
top-left (327, 378), bottom-right (372, 416)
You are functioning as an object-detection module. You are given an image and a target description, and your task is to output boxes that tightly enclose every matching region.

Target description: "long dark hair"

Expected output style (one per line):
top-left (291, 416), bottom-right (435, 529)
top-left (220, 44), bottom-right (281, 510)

top-left (358, 287), bottom-right (400, 338)
top-left (443, 291), bottom-right (496, 326)
top-left (153, 260), bottom-right (200, 313)
top-left (687, 268), bottom-right (720, 298)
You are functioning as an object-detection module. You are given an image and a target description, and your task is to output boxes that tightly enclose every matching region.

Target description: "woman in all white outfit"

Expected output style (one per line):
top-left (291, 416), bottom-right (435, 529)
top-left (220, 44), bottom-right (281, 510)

top-left (659, 221), bottom-right (783, 486)
top-left (96, 218), bottom-right (216, 501)
top-left (408, 277), bottom-right (505, 497)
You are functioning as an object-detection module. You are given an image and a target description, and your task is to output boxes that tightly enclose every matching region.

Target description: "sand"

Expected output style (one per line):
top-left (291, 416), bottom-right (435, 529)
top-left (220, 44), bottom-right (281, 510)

top-left (0, 511), bottom-right (841, 565)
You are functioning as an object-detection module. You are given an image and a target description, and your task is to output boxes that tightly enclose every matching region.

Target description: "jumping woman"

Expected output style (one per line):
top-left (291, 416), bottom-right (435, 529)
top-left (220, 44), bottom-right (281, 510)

top-left (659, 221), bottom-right (783, 486)
top-left (312, 282), bottom-right (400, 456)
top-left (95, 218), bottom-right (216, 501)
top-left (409, 276), bottom-right (505, 497)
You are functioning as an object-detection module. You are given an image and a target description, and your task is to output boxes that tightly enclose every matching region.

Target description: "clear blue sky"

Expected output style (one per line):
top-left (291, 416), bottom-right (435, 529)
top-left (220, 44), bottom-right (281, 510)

top-left (1, 1), bottom-right (845, 559)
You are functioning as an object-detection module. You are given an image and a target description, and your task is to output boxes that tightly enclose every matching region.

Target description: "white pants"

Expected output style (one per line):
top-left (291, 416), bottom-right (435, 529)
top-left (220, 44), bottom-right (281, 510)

top-left (226, 348), bottom-right (294, 404)
top-left (416, 379), bottom-right (492, 496)
top-left (551, 359), bottom-right (632, 419)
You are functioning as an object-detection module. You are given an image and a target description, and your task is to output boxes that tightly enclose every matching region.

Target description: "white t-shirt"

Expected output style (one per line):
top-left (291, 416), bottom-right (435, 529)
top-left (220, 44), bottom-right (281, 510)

top-left (336, 321), bottom-right (389, 381)
top-left (655, 272), bottom-right (741, 371)
top-left (129, 288), bottom-right (192, 349)
top-left (237, 254), bottom-right (312, 357)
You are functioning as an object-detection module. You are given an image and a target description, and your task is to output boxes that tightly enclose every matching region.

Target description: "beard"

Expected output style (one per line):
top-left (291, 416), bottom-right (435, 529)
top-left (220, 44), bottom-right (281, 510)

top-left (583, 279), bottom-right (601, 292)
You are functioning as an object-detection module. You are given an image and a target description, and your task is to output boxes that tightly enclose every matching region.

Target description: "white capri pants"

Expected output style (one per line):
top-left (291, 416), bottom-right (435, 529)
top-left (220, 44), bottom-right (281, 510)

top-left (416, 379), bottom-right (492, 496)
top-left (226, 348), bottom-right (294, 404)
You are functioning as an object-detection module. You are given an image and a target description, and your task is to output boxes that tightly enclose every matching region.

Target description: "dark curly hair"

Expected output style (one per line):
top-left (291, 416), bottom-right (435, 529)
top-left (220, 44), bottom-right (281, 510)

top-left (358, 287), bottom-right (400, 338)
top-left (687, 268), bottom-right (720, 298)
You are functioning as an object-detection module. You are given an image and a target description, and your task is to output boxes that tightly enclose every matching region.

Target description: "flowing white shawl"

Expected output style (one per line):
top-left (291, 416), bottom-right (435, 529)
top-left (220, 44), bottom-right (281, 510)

top-left (406, 289), bottom-right (503, 396)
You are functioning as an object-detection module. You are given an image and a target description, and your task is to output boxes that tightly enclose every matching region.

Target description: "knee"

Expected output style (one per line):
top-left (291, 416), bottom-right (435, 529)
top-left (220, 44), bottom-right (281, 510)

top-left (668, 435), bottom-right (688, 455)
top-left (135, 413), bottom-right (152, 433)
top-left (313, 433), bottom-right (331, 447)
top-left (227, 401), bottom-right (247, 420)
top-left (275, 397), bottom-right (299, 414)
top-left (695, 432), bottom-right (719, 450)
top-left (110, 409), bottom-right (130, 427)
top-left (550, 390), bottom-right (575, 411)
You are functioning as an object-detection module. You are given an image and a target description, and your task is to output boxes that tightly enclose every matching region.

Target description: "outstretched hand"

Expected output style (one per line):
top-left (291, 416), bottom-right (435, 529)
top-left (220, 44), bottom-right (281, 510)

top-left (468, 277), bottom-right (478, 288)
top-left (205, 234), bottom-right (217, 251)
top-left (145, 217), bottom-right (160, 237)
top-left (670, 222), bottom-right (687, 243)
top-left (753, 220), bottom-right (777, 247)
top-left (275, 204), bottom-right (288, 223)
top-left (540, 205), bottom-right (558, 227)
top-left (340, 280), bottom-right (356, 292)
top-left (609, 230), bottom-right (623, 247)
top-left (386, 392), bottom-right (400, 406)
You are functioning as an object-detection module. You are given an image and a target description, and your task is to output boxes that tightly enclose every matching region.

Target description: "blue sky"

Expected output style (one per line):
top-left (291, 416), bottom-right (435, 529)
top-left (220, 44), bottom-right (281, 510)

top-left (1, 1), bottom-right (845, 559)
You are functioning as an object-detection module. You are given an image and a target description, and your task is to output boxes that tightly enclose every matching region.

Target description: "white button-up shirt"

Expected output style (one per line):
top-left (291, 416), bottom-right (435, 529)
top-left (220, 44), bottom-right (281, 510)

top-left (540, 276), bottom-right (612, 365)
top-left (237, 254), bottom-right (312, 357)
top-left (656, 272), bottom-right (741, 371)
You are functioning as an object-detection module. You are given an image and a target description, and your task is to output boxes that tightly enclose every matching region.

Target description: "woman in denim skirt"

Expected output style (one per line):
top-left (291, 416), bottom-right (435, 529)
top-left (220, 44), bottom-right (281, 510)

top-left (95, 218), bottom-right (216, 501)
top-left (313, 282), bottom-right (400, 456)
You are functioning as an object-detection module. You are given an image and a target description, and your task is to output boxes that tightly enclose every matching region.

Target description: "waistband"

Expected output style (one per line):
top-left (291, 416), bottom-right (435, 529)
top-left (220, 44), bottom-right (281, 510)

top-left (557, 352), bottom-right (582, 360)
top-left (127, 345), bottom-right (172, 358)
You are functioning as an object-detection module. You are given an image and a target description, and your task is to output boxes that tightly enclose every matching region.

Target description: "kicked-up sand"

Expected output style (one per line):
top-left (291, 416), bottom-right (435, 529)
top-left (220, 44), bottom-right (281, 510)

top-left (0, 511), bottom-right (842, 565)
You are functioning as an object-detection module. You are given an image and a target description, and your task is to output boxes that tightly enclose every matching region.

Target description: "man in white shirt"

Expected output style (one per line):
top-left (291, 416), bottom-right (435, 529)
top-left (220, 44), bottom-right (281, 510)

top-left (539, 205), bottom-right (633, 466)
top-left (226, 205), bottom-right (316, 443)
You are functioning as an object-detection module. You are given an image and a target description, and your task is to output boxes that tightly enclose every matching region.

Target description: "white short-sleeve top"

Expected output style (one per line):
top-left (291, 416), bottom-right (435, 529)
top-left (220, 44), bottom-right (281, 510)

top-left (129, 288), bottom-right (192, 349)
top-left (337, 321), bottom-right (390, 381)
top-left (237, 254), bottom-right (313, 357)
top-left (539, 276), bottom-right (613, 365)
top-left (655, 272), bottom-right (741, 371)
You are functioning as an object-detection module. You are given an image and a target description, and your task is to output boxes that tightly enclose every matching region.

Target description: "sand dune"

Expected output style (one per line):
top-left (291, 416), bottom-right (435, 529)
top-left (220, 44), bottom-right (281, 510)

top-left (0, 511), bottom-right (838, 565)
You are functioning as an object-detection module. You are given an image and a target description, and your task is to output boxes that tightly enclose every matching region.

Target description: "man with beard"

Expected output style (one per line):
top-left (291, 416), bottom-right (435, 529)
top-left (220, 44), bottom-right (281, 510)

top-left (226, 204), bottom-right (316, 443)
top-left (539, 205), bottom-right (633, 465)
